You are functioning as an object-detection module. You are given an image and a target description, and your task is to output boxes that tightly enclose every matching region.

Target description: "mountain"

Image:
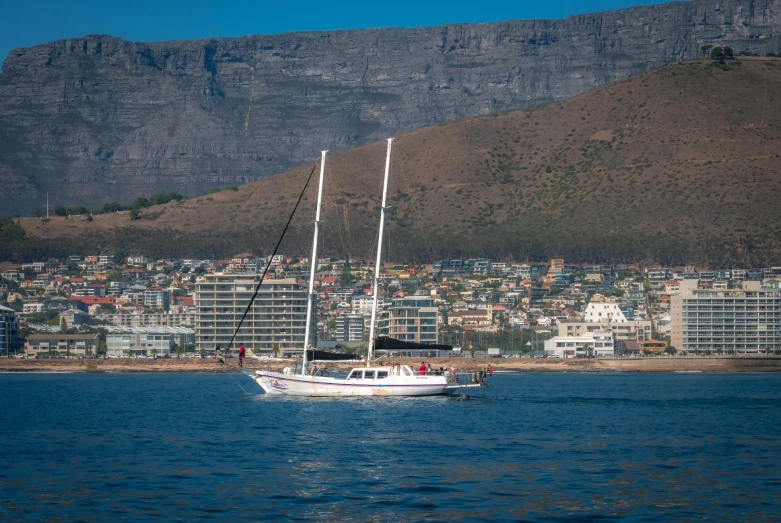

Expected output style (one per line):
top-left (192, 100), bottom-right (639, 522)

top-left (2, 0), bottom-right (780, 216)
top-left (8, 57), bottom-right (781, 266)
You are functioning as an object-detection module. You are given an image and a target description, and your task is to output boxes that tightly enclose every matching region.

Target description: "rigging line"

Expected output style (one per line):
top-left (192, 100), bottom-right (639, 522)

top-left (227, 369), bottom-right (252, 395)
top-left (335, 203), bottom-right (350, 263)
top-left (396, 154), bottom-right (435, 263)
top-left (225, 159), bottom-right (321, 353)
top-left (326, 161), bottom-right (350, 262)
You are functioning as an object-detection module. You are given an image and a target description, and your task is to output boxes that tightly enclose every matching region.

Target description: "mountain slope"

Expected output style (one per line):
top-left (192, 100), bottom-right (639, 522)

top-left (2, 0), bottom-right (781, 216)
top-left (12, 57), bottom-right (781, 266)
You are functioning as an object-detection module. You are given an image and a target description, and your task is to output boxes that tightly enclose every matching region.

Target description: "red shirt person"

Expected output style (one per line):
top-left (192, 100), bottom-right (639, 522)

top-left (239, 344), bottom-right (246, 367)
top-left (419, 362), bottom-right (427, 375)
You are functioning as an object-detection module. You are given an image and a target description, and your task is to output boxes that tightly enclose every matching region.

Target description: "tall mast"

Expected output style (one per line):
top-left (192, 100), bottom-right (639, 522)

top-left (301, 151), bottom-right (327, 375)
top-left (367, 138), bottom-right (393, 367)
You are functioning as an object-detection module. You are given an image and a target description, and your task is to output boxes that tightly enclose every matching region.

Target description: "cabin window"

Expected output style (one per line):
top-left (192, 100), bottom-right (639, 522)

top-left (347, 370), bottom-right (362, 380)
top-left (376, 371), bottom-right (388, 379)
top-left (364, 370), bottom-right (376, 380)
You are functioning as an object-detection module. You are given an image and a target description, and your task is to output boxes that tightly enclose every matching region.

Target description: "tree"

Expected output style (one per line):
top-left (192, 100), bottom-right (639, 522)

top-left (174, 344), bottom-right (183, 359)
top-left (339, 257), bottom-right (353, 287)
top-left (199, 346), bottom-right (206, 359)
top-left (710, 46), bottom-right (725, 60)
top-left (583, 343), bottom-right (593, 359)
top-left (665, 346), bottom-right (677, 355)
top-left (701, 44), bottom-right (713, 57)
top-left (112, 248), bottom-right (126, 266)
top-left (150, 348), bottom-right (157, 358)
top-left (129, 208), bottom-right (140, 221)
top-left (53, 204), bottom-right (69, 217)
top-left (272, 344), bottom-right (280, 358)
top-left (723, 46), bottom-right (734, 59)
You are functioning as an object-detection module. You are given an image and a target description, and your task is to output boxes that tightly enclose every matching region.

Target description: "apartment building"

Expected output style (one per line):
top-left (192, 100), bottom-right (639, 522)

top-left (671, 289), bottom-right (781, 353)
top-left (143, 289), bottom-right (171, 311)
top-left (559, 302), bottom-right (652, 341)
top-left (195, 275), bottom-right (312, 354)
top-left (351, 295), bottom-right (384, 319)
top-left (25, 334), bottom-right (99, 358)
top-left (379, 296), bottom-right (438, 344)
top-left (0, 305), bottom-right (22, 355)
top-left (336, 314), bottom-right (365, 342)
top-left (105, 327), bottom-right (194, 357)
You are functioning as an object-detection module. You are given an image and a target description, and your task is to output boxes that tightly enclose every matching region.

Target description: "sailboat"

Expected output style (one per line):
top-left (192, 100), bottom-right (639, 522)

top-left (253, 140), bottom-right (482, 397)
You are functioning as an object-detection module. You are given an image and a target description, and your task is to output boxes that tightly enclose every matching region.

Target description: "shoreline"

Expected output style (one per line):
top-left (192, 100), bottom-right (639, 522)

top-left (2, 357), bottom-right (781, 373)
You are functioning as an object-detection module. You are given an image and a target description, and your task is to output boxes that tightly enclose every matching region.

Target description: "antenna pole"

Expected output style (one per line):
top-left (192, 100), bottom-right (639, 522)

top-left (301, 151), bottom-right (327, 375)
top-left (45, 193), bottom-right (51, 218)
top-left (367, 138), bottom-right (393, 367)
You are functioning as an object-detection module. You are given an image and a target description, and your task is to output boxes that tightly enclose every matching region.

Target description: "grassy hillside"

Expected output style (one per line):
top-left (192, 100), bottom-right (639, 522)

top-left (9, 57), bottom-right (781, 265)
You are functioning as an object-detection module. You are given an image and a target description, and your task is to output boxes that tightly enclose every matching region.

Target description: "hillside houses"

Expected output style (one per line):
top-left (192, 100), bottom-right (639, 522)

top-left (4, 251), bottom-right (781, 358)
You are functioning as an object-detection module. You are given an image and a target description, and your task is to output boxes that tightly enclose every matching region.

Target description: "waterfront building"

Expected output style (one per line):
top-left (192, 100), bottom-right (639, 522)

top-left (671, 289), bottom-right (781, 353)
top-left (195, 274), bottom-right (311, 355)
top-left (25, 334), bottom-right (99, 358)
top-left (0, 305), bottom-right (22, 355)
top-left (559, 303), bottom-right (652, 342)
top-left (378, 296), bottom-right (438, 344)
top-left (543, 332), bottom-right (615, 358)
top-left (336, 314), bottom-right (365, 342)
top-left (105, 326), bottom-right (195, 357)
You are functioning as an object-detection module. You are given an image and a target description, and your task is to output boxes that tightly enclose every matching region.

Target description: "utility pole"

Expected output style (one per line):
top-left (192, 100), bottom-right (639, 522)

top-left (44, 193), bottom-right (52, 218)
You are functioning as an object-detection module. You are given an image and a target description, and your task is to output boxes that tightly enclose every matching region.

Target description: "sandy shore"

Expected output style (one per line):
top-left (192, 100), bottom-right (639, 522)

top-left (2, 356), bottom-right (781, 373)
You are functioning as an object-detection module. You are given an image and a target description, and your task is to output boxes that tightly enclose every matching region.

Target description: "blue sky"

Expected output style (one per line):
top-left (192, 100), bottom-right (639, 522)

top-left (1, 0), bottom-right (657, 62)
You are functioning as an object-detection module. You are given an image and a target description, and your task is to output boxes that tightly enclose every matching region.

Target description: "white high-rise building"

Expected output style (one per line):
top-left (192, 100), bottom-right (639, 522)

top-left (671, 289), bottom-right (781, 353)
top-left (195, 274), bottom-right (312, 354)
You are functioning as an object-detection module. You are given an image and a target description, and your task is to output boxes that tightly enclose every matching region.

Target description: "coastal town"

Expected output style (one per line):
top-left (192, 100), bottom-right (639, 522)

top-left (2, 252), bottom-right (781, 361)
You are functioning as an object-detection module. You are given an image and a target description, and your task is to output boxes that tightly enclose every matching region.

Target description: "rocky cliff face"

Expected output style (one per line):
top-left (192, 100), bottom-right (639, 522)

top-left (1, 0), bottom-right (779, 216)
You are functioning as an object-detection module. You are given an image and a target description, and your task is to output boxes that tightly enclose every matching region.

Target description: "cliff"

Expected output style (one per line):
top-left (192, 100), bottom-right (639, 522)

top-left (1, 0), bottom-right (780, 215)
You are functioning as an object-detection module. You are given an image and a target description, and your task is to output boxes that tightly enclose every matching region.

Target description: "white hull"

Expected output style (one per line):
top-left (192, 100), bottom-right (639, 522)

top-left (254, 370), bottom-right (468, 397)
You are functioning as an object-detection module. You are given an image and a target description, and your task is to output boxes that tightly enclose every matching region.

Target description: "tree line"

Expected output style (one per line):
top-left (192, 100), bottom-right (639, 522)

top-left (41, 192), bottom-right (186, 220)
top-left (3, 219), bottom-right (781, 269)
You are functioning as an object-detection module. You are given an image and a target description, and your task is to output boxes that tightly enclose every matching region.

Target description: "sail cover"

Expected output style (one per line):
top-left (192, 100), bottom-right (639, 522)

top-left (305, 349), bottom-right (359, 361)
top-left (373, 337), bottom-right (453, 352)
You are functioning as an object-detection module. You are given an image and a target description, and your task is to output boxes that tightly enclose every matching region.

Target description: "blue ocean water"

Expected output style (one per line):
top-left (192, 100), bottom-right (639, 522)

top-left (1, 372), bottom-right (780, 522)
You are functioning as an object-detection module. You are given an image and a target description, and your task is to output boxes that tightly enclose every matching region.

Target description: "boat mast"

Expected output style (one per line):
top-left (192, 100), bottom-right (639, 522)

top-left (301, 150), bottom-right (328, 375)
top-left (367, 138), bottom-right (393, 368)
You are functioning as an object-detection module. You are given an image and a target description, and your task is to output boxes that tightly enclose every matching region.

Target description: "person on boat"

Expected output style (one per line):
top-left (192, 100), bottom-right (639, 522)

top-left (239, 344), bottom-right (246, 367)
top-left (215, 345), bottom-right (224, 365)
top-left (489, 363), bottom-right (493, 376)
top-left (427, 363), bottom-right (433, 374)
top-left (419, 361), bottom-right (427, 375)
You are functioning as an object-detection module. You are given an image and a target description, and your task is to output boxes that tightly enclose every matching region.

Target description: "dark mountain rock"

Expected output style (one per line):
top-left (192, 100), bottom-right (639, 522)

top-left (1, 0), bottom-right (779, 216)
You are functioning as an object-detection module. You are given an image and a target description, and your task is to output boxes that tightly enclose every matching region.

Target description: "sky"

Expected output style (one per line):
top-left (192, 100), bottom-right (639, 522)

top-left (1, 0), bottom-right (658, 62)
